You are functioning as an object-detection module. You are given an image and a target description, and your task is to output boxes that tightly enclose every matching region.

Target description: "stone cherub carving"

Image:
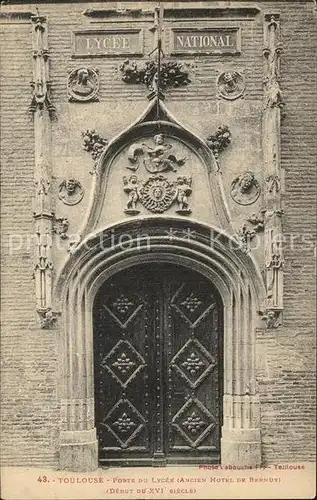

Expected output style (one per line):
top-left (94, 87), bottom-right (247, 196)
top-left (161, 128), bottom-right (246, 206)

top-left (58, 178), bottom-right (84, 205)
top-left (174, 176), bottom-right (192, 214)
top-left (127, 134), bottom-right (187, 174)
top-left (231, 171), bottom-right (261, 205)
top-left (123, 175), bottom-right (140, 214)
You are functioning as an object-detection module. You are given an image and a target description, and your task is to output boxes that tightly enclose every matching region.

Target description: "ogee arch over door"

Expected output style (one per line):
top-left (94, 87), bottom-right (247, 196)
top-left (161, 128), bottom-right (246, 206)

top-left (93, 263), bottom-right (223, 466)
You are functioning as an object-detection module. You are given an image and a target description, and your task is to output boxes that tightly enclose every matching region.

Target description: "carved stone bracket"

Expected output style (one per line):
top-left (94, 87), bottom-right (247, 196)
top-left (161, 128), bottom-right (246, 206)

top-left (53, 216), bottom-right (69, 240)
top-left (238, 213), bottom-right (264, 251)
top-left (206, 125), bottom-right (231, 164)
top-left (262, 14), bottom-right (284, 327)
top-left (82, 129), bottom-right (108, 174)
top-left (29, 15), bottom-right (55, 114)
top-left (120, 59), bottom-right (191, 98)
top-left (37, 308), bottom-right (59, 329)
top-left (260, 309), bottom-right (282, 329)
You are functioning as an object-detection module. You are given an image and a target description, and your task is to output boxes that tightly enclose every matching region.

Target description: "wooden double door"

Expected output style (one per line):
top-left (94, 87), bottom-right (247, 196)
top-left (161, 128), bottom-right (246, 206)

top-left (93, 264), bottom-right (223, 466)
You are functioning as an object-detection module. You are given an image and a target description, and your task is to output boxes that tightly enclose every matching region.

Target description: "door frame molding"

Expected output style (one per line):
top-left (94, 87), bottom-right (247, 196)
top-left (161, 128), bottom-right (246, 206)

top-left (55, 218), bottom-right (265, 471)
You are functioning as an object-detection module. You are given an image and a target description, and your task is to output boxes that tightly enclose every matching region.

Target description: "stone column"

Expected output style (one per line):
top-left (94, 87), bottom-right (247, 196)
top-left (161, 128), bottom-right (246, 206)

top-left (59, 288), bottom-right (98, 471)
top-left (221, 285), bottom-right (261, 466)
top-left (30, 15), bottom-right (57, 329)
top-left (262, 13), bottom-right (284, 329)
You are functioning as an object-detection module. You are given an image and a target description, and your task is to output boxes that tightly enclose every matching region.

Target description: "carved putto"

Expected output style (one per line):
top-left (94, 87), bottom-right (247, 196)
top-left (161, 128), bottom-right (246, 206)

top-left (217, 71), bottom-right (245, 100)
top-left (123, 175), bottom-right (192, 215)
top-left (58, 178), bottom-right (84, 206)
top-left (127, 134), bottom-right (187, 174)
top-left (68, 68), bottom-right (99, 102)
top-left (123, 175), bottom-right (140, 215)
top-left (231, 171), bottom-right (261, 205)
top-left (206, 125), bottom-right (231, 160)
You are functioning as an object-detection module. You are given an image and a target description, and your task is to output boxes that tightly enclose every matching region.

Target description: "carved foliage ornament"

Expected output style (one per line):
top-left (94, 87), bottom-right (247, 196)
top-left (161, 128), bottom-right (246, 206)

top-left (217, 71), bottom-right (245, 100)
top-left (68, 67), bottom-right (99, 102)
top-left (123, 175), bottom-right (192, 215)
top-left (206, 125), bottom-right (231, 160)
top-left (58, 178), bottom-right (84, 205)
top-left (231, 171), bottom-right (261, 205)
top-left (82, 129), bottom-right (108, 165)
top-left (120, 59), bottom-right (191, 91)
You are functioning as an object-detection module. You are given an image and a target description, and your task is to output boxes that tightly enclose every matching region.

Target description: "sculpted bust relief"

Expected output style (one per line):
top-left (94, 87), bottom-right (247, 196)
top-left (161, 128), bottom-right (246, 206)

top-left (58, 178), bottom-right (84, 205)
top-left (217, 71), bottom-right (245, 100)
top-left (230, 171), bottom-right (261, 205)
top-left (68, 67), bottom-right (99, 102)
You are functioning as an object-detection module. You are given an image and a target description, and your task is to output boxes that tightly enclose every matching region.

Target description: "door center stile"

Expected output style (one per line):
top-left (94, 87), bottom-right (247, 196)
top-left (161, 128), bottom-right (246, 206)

top-left (153, 286), bottom-right (165, 463)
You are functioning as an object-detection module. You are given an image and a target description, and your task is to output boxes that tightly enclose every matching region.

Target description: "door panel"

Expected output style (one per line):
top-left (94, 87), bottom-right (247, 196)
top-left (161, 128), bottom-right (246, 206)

top-left (93, 264), bottom-right (222, 466)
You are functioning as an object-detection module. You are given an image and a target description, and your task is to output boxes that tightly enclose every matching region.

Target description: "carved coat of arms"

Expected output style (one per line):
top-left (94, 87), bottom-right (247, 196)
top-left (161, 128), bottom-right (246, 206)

top-left (123, 134), bottom-right (192, 215)
top-left (123, 175), bottom-right (192, 215)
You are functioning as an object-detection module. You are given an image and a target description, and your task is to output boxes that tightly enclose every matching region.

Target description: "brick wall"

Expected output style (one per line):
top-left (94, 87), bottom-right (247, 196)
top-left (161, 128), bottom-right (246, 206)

top-left (0, 18), bottom-right (59, 465)
top-left (257, 0), bottom-right (317, 464)
top-left (0, 1), bottom-right (316, 467)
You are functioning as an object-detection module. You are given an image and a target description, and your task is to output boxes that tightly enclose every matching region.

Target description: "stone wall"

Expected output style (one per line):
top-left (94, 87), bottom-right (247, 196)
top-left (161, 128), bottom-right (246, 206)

top-left (0, 1), bottom-right (316, 467)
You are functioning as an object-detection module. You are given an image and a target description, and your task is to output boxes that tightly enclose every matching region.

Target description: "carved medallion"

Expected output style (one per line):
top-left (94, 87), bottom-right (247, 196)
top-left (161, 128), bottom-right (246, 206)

top-left (127, 134), bottom-right (187, 174)
top-left (68, 68), bottom-right (99, 102)
top-left (139, 175), bottom-right (176, 213)
top-left (58, 178), bottom-right (84, 205)
top-left (123, 175), bottom-right (192, 215)
top-left (230, 171), bottom-right (261, 205)
top-left (217, 71), bottom-right (245, 100)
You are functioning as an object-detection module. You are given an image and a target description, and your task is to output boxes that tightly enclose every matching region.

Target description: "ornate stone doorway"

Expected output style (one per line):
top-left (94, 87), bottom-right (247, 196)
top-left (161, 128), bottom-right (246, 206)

top-left (57, 218), bottom-right (264, 471)
top-left (93, 263), bottom-right (223, 466)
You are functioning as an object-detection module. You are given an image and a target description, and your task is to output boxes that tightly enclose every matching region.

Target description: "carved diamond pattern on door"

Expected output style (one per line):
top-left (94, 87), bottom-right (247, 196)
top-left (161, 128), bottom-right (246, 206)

top-left (172, 398), bottom-right (216, 448)
top-left (171, 283), bottom-right (216, 326)
top-left (94, 264), bottom-right (222, 466)
top-left (103, 398), bottom-right (146, 448)
top-left (103, 293), bottom-right (143, 328)
top-left (101, 339), bottom-right (146, 388)
top-left (171, 338), bottom-right (216, 389)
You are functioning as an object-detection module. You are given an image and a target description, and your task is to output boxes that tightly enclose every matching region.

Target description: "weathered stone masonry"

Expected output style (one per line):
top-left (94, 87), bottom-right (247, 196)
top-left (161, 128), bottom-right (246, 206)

top-left (0, 1), bottom-right (316, 469)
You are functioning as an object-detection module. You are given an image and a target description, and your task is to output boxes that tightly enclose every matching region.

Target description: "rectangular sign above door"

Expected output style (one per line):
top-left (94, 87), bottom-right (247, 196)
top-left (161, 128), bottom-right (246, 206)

top-left (171, 27), bottom-right (241, 55)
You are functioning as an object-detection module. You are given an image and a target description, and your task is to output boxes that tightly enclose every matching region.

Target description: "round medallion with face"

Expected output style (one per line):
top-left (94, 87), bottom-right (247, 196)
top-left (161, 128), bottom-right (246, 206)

top-left (68, 68), bottom-right (99, 102)
top-left (58, 178), bottom-right (84, 205)
top-left (230, 171), bottom-right (261, 205)
top-left (139, 176), bottom-right (176, 213)
top-left (217, 71), bottom-right (245, 100)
